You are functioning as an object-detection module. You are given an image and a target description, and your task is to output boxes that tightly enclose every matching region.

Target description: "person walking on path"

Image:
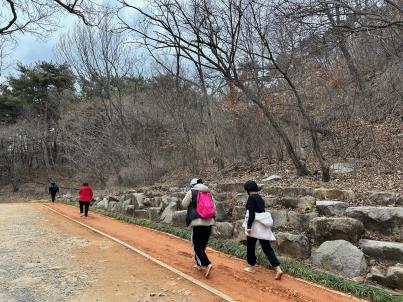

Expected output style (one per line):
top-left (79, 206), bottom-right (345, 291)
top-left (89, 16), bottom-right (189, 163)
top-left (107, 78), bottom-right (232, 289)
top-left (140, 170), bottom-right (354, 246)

top-left (182, 178), bottom-right (215, 278)
top-left (48, 182), bottom-right (59, 203)
top-left (242, 180), bottom-right (283, 280)
top-left (78, 182), bottom-right (93, 218)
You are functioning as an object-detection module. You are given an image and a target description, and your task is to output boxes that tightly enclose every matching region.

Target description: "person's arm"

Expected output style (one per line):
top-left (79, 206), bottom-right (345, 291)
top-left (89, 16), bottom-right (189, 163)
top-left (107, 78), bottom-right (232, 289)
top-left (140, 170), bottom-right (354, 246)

top-left (247, 196), bottom-right (256, 229)
top-left (56, 186), bottom-right (59, 193)
top-left (90, 188), bottom-right (94, 199)
top-left (181, 190), bottom-right (192, 208)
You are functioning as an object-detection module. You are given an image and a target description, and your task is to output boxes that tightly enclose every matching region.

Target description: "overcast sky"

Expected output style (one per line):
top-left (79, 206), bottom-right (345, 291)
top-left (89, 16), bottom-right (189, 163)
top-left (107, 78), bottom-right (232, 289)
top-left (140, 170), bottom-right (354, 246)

top-left (0, 13), bottom-right (76, 82)
top-left (1, 0), bottom-right (146, 82)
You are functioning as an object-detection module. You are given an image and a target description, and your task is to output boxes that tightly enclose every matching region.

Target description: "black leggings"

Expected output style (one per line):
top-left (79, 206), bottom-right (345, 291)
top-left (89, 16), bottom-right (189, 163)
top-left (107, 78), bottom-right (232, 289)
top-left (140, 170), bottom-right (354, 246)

top-left (51, 193), bottom-right (56, 202)
top-left (247, 236), bottom-right (280, 267)
top-left (79, 201), bottom-right (90, 216)
top-left (192, 225), bottom-right (212, 267)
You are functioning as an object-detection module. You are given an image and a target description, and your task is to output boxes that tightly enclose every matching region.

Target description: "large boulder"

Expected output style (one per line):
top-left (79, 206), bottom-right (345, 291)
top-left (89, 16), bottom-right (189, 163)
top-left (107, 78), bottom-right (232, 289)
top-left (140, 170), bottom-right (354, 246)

top-left (96, 198), bottom-right (108, 210)
top-left (368, 191), bottom-right (397, 206)
top-left (316, 200), bottom-right (348, 217)
top-left (277, 232), bottom-right (310, 259)
top-left (212, 222), bottom-right (234, 239)
top-left (148, 207), bottom-right (162, 222)
top-left (160, 202), bottom-right (177, 224)
top-left (309, 217), bottom-right (364, 244)
top-left (359, 239), bottom-right (403, 262)
top-left (288, 211), bottom-right (318, 230)
top-left (311, 240), bottom-right (367, 277)
top-left (215, 201), bottom-right (228, 222)
top-left (346, 207), bottom-right (403, 241)
top-left (271, 210), bottom-right (289, 228)
top-left (281, 196), bottom-right (316, 210)
top-left (172, 210), bottom-right (187, 227)
top-left (232, 206), bottom-right (246, 220)
top-left (232, 220), bottom-right (246, 242)
top-left (133, 193), bottom-right (147, 208)
top-left (367, 266), bottom-right (403, 290)
top-left (314, 188), bottom-right (355, 201)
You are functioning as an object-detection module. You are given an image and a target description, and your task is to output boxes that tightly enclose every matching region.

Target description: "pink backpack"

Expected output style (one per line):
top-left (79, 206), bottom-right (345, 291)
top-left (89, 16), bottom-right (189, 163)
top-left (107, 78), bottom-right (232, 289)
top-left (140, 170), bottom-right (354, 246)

top-left (196, 191), bottom-right (215, 219)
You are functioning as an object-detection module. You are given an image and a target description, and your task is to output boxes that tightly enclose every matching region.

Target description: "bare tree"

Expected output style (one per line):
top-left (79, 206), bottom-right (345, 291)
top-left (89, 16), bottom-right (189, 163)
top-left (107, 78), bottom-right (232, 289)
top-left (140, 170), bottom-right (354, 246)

top-left (119, 0), bottom-right (315, 177)
top-left (0, 0), bottom-right (96, 36)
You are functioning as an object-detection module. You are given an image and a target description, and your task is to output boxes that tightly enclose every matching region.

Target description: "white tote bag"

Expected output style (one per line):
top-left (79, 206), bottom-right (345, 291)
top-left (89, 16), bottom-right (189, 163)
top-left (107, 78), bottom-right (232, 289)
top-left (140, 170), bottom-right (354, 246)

top-left (242, 210), bottom-right (276, 241)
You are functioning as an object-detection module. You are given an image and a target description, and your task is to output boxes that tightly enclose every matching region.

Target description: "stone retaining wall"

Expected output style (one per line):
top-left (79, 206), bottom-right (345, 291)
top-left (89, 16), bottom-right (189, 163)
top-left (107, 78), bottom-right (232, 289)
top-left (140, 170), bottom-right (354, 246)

top-left (61, 183), bottom-right (403, 291)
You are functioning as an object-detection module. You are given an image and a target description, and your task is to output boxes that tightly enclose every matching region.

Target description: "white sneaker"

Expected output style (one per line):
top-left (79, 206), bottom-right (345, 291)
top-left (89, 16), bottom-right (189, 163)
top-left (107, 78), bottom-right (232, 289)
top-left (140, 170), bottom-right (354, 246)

top-left (244, 266), bottom-right (256, 273)
top-left (205, 264), bottom-right (212, 278)
top-left (193, 264), bottom-right (203, 271)
top-left (80, 213), bottom-right (84, 217)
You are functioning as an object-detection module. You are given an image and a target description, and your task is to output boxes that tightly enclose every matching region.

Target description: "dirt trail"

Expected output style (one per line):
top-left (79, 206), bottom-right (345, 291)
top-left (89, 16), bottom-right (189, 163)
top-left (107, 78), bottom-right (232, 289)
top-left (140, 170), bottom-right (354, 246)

top-left (47, 203), bottom-right (362, 302)
top-left (0, 203), bottom-right (221, 302)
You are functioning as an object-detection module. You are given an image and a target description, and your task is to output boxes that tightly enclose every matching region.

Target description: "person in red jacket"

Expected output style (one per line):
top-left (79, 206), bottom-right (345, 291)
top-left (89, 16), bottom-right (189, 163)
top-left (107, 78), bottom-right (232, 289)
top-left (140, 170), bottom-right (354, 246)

top-left (79, 182), bottom-right (93, 217)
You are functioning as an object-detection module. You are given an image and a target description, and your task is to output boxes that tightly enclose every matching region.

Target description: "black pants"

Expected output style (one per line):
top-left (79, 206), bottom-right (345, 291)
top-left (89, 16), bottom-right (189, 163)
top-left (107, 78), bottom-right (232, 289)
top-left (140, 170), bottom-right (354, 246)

top-left (192, 225), bottom-right (212, 267)
top-left (79, 201), bottom-right (90, 216)
top-left (247, 236), bottom-right (280, 267)
top-left (51, 193), bottom-right (56, 202)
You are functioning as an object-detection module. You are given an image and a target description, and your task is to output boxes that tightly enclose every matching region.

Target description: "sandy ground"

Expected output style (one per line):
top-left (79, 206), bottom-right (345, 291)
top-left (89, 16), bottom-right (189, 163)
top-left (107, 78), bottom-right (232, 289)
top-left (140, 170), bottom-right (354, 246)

top-left (44, 202), bottom-right (362, 302)
top-left (0, 203), bottom-right (221, 302)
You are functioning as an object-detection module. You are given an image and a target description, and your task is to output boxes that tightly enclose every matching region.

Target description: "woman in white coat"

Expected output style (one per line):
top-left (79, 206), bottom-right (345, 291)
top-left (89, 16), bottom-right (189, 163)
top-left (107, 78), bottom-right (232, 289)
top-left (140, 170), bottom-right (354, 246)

top-left (242, 180), bottom-right (283, 280)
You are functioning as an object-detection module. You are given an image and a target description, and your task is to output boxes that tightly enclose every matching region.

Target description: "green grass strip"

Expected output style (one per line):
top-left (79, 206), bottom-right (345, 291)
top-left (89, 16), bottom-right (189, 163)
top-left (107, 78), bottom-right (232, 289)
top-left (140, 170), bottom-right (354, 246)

top-left (60, 201), bottom-right (403, 302)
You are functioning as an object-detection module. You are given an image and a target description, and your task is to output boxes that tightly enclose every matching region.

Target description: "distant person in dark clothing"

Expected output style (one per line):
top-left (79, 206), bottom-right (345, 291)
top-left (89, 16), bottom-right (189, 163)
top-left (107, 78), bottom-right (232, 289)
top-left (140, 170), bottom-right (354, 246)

top-left (48, 182), bottom-right (59, 203)
top-left (242, 180), bottom-right (283, 280)
top-left (79, 182), bottom-right (93, 217)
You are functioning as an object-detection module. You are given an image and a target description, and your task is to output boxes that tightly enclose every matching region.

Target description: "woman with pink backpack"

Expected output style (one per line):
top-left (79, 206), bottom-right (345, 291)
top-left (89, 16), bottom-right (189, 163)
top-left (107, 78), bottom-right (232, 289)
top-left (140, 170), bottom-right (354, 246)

top-left (182, 178), bottom-right (215, 278)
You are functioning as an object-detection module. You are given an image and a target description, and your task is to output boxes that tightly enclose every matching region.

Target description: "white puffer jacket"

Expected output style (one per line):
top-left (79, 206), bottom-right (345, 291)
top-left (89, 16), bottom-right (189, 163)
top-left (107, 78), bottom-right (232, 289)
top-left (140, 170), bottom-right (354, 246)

top-left (242, 210), bottom-right (276, 241)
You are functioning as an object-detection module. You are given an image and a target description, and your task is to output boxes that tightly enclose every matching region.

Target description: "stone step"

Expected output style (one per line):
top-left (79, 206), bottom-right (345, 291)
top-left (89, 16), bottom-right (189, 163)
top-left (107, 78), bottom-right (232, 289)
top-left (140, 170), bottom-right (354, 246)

top-left (316, 200), bottom-right (348, 216)
top-left (359, 239), bottom-right (403, 262)
top-left (346, 206), bottom-right (403, 242)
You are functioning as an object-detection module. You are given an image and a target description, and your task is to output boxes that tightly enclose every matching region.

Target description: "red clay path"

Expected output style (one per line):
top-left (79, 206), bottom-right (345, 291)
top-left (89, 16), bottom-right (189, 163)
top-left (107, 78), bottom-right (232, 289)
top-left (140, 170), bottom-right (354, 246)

top-left (47, 203), bottom-right (361, 302)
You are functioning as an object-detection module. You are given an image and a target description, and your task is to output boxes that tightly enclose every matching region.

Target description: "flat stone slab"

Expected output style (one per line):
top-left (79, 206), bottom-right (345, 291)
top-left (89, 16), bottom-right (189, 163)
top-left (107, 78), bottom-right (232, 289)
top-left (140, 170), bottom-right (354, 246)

top-left (309, 217), bottom-right (364, 244)
top-left (316, 200), bottom-right (348, 216)
top-left (359, 239), bottom-right (403, 262)
top-left (288, 211), bottom-right (318, 229)
top-left (262, 186), bottom-right (314, 197)
top-left (281, 196), bottom-right (315, 210)
top-left (314, 188), bottom-right (355, 201)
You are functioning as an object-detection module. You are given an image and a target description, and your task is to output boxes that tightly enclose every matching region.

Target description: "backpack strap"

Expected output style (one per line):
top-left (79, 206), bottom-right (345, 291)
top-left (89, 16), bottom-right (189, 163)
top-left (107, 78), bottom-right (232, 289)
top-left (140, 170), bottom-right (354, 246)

top-left (191, 189), bottom-right (199, 208)
top-left (186, 189), bottom-right (200, 226)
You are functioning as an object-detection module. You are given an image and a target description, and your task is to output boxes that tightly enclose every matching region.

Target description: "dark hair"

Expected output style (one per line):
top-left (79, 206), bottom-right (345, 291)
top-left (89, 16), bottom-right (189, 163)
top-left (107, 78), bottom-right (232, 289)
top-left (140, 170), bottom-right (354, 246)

top-left (83, 182), bottom-right (89, 186)
top-left (244, 180), bottom-right (260, 194)
top-left (197, 179), bottom-right (203, 184)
